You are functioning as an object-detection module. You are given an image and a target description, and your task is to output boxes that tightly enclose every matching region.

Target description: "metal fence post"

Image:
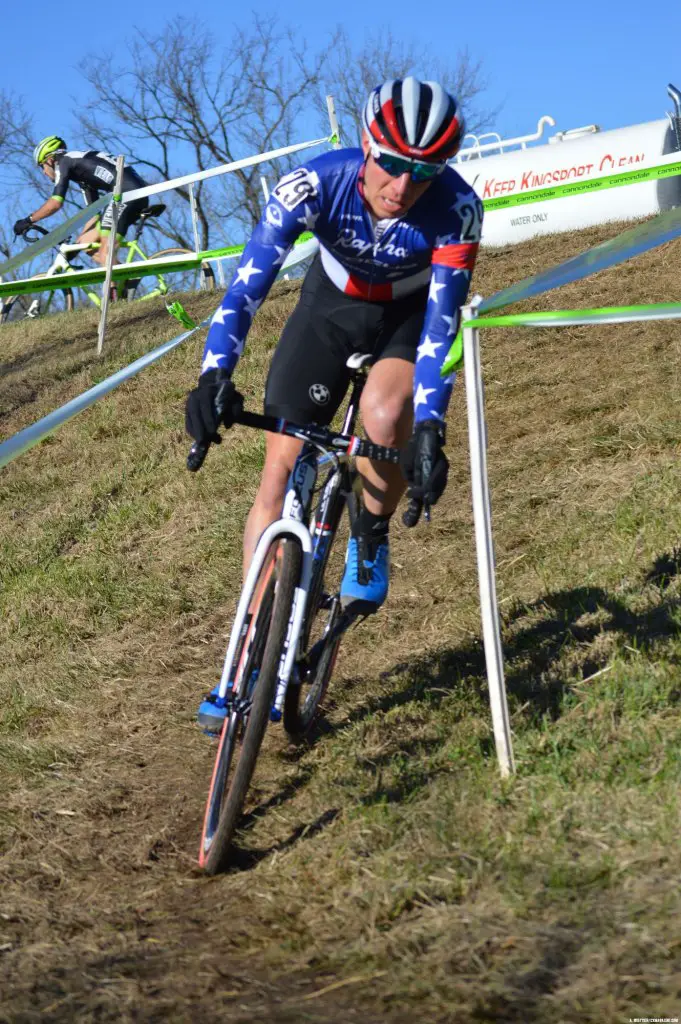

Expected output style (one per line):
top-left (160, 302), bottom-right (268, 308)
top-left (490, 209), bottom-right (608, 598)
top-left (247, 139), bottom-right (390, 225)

top-left (97, 155), bottom-right (125, 356)
top-left (462, 297), bottom-right (515, 776)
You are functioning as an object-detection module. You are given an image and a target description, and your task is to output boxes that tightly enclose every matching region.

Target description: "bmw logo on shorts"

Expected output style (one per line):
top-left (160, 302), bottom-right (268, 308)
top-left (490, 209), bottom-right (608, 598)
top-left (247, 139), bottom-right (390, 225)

top-left (309, 383), bottom-right (330, 405)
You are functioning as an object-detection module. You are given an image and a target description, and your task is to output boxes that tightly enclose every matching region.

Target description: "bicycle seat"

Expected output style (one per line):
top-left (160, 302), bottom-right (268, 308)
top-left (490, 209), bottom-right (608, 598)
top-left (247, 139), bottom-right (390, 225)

top-left (346, 352), bottom-right (374, 371)
top-left (139, 203), bottom-right (167, 220)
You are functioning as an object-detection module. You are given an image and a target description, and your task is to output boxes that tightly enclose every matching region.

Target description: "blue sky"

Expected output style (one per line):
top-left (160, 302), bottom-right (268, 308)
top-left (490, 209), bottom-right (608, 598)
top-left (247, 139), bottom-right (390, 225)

top-left (4, 1), bottom-right (681, 146)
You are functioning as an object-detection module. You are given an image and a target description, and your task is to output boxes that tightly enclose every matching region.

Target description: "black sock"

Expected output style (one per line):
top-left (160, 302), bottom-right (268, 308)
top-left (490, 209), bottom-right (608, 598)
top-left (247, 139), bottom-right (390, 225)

top-left (354, 508), bottom-right (391, 555)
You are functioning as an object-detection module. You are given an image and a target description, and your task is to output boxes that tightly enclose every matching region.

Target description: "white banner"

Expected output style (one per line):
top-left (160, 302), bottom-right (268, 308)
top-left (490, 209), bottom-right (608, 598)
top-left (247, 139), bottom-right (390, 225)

top-left (121, 136), bottom-right (330, 203)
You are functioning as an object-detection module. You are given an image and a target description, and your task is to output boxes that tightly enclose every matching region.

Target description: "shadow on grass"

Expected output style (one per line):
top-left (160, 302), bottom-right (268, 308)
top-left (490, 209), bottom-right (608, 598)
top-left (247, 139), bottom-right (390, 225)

top-left (228, 807), bottom-right (340, 871)
top-left (225, 548), bottom-right (681, 870)
top-left (0, 327), bottom-right (94, 383)
top-left (332, 545), bottom-right (681, 732)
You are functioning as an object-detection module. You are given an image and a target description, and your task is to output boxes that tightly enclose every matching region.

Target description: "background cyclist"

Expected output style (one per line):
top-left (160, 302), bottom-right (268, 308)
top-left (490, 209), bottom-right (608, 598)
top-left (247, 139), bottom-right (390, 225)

top-left (12, 136), bottom-right (151, 267)
top-left (185, 77), bottom-right (483, 731)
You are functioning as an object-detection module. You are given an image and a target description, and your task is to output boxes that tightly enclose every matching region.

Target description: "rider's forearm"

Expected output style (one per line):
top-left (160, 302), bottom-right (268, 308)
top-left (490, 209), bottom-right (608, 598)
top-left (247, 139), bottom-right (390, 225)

top-left (29, 197), bottom-right (63, 223)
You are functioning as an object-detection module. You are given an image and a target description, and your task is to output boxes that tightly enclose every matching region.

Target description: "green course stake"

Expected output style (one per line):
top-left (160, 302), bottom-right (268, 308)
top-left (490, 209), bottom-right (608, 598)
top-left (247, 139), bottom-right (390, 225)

top-left (166, 300), bottom-right (198, 329)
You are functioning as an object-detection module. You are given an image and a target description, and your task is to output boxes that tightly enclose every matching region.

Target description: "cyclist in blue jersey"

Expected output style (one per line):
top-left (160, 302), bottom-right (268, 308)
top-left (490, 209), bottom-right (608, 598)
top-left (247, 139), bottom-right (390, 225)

top-left (185, 78), bottom-right (483, 730)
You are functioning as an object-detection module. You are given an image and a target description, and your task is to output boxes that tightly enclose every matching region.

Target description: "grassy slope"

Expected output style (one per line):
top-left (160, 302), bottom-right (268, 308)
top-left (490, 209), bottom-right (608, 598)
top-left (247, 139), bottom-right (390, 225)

top-left (1, 225), bottom-right (680, 1023)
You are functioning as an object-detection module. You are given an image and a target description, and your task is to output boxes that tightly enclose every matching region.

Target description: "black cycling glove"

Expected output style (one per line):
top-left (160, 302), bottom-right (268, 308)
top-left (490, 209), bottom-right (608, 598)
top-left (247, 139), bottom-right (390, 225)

top-left (185, 368), bottom-right (244, 448)
top-left (13, 217), bottom-right (33, 237)
top-left (401, 419), bottom-right (449, 508)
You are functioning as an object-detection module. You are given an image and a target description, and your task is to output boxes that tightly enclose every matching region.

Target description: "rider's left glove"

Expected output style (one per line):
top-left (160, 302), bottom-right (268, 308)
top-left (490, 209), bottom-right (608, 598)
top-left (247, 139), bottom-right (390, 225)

top-left (185, 368), bottom-right (244, 449)
top-left (401, 419), bottom-right (449, 508)
top-left (13, 217), bottom-right (33, 236)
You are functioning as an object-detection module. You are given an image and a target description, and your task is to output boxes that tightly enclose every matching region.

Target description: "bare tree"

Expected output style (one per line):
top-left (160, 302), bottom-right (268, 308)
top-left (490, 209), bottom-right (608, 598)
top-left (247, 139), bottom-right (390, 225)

top-left (0, 90), bottom-right (36, 194)
top-left (75, 16), bottom-right (339, 249)
top-left (318, 28), bottom-right (497, 147)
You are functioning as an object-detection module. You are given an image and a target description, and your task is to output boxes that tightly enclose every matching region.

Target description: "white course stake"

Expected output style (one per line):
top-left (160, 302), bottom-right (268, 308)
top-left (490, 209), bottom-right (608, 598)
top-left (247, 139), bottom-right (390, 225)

top-left (326, 95), bottom-right (341, 148)
top-left (97, 155), bottom-right (125, 356)
top-left (188, 183), bottom-right (201, 255)
top-left (462, 298), bottom-right (515, 776)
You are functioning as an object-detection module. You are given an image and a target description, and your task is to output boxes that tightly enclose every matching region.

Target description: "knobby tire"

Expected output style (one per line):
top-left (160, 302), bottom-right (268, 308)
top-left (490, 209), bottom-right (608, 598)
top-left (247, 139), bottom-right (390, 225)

top-left (283, 468), bottom-right (351, 742)
top-left (200, 537), bottom-right (302, 874)
top-left (141, 247), bottom-right (216, 300)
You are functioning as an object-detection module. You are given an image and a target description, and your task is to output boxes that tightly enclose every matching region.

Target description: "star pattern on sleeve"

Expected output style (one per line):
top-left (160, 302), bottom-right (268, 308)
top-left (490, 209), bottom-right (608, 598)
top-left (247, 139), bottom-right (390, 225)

top-left (272, 244), bottom-right (290, 267)
top-left (441, 313), bottom-right (457, 336)
top-left (296, 205), bottom-right (319, 230)
top-left (428, 278), bottom-right (446, 303)
top-left (229, 335), bottom-right (245, 356)
top-left (211, 306), bottom-right (235, 326)
top-left (201, 349), bottom-right (227, 372)
top-left (416, 336), bottom-right (443, 361)
top-left (243, 295), bottom-right (263, 318)
top-left (414, 383), bottom-right (437, 409)
top-left (236, 258), bottom-right (262, 285)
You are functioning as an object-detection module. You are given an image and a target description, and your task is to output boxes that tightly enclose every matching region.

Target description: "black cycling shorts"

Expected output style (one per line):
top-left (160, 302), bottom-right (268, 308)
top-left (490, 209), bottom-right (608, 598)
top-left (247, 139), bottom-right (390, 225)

top-left (264, 255), bottom-right (428, 425)
top-left (98, 196), bottom-right (149, 239)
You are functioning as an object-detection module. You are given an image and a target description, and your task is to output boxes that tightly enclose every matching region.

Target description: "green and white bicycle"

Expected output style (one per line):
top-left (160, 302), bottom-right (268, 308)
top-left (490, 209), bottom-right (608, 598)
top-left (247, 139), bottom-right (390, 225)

top-left (0, 205), bottom-right (215, 323)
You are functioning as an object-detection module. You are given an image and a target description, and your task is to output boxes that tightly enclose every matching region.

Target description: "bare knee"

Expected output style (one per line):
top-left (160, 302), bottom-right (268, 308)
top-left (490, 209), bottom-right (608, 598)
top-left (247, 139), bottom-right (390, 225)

top-left (361, 390), bottom-right (412, 447)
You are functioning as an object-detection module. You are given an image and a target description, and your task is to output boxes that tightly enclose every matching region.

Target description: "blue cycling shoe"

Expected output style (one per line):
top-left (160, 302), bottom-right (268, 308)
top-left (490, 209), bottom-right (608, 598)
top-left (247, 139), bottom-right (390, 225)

top-left (340, 534), bottom-right (390, 612)
top-left (197, 686), bottom-right (228, 735)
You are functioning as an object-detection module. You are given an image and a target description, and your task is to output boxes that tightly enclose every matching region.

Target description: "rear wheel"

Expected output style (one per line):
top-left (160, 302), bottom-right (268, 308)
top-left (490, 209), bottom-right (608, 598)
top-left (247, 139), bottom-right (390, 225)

top-left (199, 537), bottom-right (302, 874)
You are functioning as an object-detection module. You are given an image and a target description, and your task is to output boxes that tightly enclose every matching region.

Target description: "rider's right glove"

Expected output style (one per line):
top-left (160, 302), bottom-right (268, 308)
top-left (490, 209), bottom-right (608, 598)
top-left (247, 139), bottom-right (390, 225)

top-left (401, 419), bottom-right (449, 508)
top-left (13, 217), bottom-right (32, 236)
top-left (184, 368), bottom-right (244, 448)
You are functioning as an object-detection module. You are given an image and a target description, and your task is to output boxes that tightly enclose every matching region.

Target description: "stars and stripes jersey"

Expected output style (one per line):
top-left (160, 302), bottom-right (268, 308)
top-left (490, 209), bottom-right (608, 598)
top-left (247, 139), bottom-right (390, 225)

top-left (201, 147), bottom-right (483, 423)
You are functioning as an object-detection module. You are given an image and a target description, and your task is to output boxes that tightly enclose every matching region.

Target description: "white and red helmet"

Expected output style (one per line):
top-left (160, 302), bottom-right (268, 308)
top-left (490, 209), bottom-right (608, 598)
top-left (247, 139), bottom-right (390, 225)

top-left (362, 77), bottom-right (465, 162)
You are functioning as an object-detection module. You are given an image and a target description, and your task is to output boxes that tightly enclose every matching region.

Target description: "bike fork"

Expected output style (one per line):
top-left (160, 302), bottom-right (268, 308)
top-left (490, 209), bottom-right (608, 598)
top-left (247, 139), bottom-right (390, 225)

top-left (271, 553), bottom-right (313, 720)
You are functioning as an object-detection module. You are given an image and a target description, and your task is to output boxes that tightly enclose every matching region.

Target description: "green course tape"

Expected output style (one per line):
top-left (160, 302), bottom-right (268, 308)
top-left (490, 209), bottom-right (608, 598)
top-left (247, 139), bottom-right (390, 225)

top-left (440, 300), bottom-right (681, 377)
top-left (0, 253), bottom-right (204, 298)
top-left (483, 160), bottom-right (681, 212)
top-left (202, 232), bottom-right (312, 262)
top-left (0, 233), bottom-right (315, 300)
top-left (464, 301), bottom-right (681, 329)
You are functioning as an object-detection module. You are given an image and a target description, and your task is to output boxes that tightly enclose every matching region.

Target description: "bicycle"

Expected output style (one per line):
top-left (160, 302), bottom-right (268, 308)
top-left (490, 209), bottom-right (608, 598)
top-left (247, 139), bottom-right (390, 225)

top-left (188, 353), bottom-right (424, 874)
top-left (0, 206), bottom-right (215, 323)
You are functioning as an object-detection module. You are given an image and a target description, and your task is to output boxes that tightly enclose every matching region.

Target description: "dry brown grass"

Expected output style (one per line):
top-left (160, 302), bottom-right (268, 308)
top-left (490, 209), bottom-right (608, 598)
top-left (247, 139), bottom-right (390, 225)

top-left (1, 225), bottom-right (681, 1022)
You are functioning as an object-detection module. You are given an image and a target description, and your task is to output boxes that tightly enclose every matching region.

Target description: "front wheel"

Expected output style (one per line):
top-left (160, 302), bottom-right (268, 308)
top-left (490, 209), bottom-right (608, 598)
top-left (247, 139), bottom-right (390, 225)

top-left (145, 247), bottom-right (215, 298)
top-left (0, 283), bottom-right (73, 324)
top-left (199, 537), bottom-right (302, 874)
